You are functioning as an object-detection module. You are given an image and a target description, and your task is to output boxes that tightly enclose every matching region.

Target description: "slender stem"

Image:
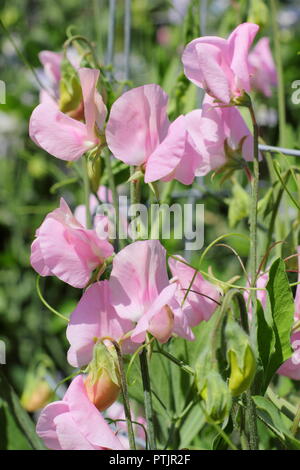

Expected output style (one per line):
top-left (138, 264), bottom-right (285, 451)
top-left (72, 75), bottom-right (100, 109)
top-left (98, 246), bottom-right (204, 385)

top-left (92, 0), bottom-right (103, 57)
top-left (248, 103), bottom-right (259, 291)
top-left (104, 149), bottom-right (124, 249)
top-left (36, 276), bottom-right (69, 322)
top-left (82, 156), bottom-right (92, 229)
top-left (124, 0), bottom-right (131, 85)
top-left (106, 0), bottom-right (116, 70)
top-left (245, 102), bottom-right (260, 450)
top-left (112, 341), bottom-right (136, 450)
top-left (244, 390), bottom-right (259, 449)
top-left (139, 348), bottom-right (156, 450)
top-left (152, 349), bottom-right (195, 376)
top-left (130, 167), bottom-right (141, 205)
top-left (270, 0), bottom-right (286, 148)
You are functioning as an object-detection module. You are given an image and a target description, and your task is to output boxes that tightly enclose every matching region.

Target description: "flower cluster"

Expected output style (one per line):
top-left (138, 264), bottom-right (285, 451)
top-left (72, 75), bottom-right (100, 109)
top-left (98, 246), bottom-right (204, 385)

top-left (28, 22), bottom-right (295, 451)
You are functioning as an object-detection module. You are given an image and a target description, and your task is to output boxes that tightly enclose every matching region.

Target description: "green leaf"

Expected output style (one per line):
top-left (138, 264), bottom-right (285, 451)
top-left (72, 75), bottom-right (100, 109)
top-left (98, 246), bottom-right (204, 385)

top-left (263, 258), bottom-right (294, 390)
top-left (253, 395), bottom-right (300, 450)
top-left (253, 300), bottom-right (273, 374)
top-left (179, 405), bottom-right (205, 448)
top-left (0, 370), bottom-right (45, 450)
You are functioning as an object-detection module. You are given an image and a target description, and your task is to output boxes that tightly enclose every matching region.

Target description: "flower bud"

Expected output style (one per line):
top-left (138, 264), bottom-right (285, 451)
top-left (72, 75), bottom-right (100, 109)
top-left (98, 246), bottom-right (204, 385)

top-left (21, 359), bottom-right (53, 412)
top-left (21, 380), bottom-right (52, 412)
top-left (225, 317), bottom-right (256, 396)
top-left (148, 305), bottom-right (174, 343)
top-left (228, 345), bottom-right (256, 396)
top-left (59, 59), bottom-right (82, 115)
top-left (85, 342), bottom-right (120, 412)
top-left (84, 370), bottom-right (120, 412)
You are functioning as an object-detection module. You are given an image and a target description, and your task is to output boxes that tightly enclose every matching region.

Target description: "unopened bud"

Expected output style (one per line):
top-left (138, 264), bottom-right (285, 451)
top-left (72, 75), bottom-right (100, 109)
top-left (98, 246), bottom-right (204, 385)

top-left (84, 370), bottom-right (120, 411)
top-left (85, 342), bottom-right (120, 411)
top-left (228, 345), bottom-right (256, 396)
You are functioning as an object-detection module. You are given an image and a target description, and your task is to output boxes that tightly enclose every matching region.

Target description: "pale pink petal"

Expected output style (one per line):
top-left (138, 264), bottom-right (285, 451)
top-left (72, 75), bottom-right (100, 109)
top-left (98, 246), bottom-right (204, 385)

top-left (65, 376), bottom-right (125, 449)
top-left (38, 218), bottom-right (91, 287)
top-left (106, 84), bottom-right (169, 166)
top-left (182, 40), bottom-right (231, 103)
top-left (144, 115), bottom-right (186, 183)
top-left (95, 92), bottom-right (108, 131)
top-left (110, 240), bottom-right (169, 322)
top-left (131, 283), bottom-right (178, 343)
top-left (222, 105), bottom-right (254, 161)
top-left (169, 137), bottom-right (201, 185)
top-left (228, 22), bottom-right (259, 94)
top-left (36, 402), bottom-right (69, 450)
top-left (29, 104), bottom-right (96, 161)
top-left (54, 413), bottom-right (97, 450)
top-left (277, 332), bottom-right (300, 380)
top-left (78, 68), bottom-right (100, 140)
top-left (30, 238), bottom-right (53, 277)
top-left (39, 89), bottom-right (58, 107)
top-left (169, 255), bottom-right (220, 326)
top-left (249, 37), bottom-right (277, 97)
top-left (39, 50), bottom-right (62, 84)
top-left (67, 281), bottom-right (134, 367)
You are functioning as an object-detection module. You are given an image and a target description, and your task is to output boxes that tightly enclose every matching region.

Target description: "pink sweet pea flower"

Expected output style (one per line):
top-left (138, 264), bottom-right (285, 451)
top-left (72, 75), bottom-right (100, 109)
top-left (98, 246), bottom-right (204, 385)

top-left (29, 68), bottom-right (107, 161)
top-left (186, 94), bottom-right (255, 175)
top-left (249, 38), bottom-right (277, 97)
top-left (36, 375), bottom-right (125, 450)
top-left (109, 240), bottom-right (194, 343)
top-left (30, 198), bottom-right (113, 288)
top-left (106, 84), bottom-right (201, 185)
top-left (168, 255), bottom-right (221, 327)
top-left (182, 23), bottom-right (259, 104)
top-left (67, 280), bottom-right (136, 367)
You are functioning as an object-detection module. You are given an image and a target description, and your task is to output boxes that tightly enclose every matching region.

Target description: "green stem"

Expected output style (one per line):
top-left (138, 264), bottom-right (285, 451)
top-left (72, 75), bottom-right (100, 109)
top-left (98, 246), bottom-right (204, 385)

top-left (271, 0), bottom-right (286, 148)
top-left (246, 101), bottom-right (260, 450)
top-left (248, 103), bottom-right (259, 291)
top-left (153, 349), bottom-right (195, 376)
top-left (112, 341), bottom-right (136, 450)
top-left (36, 276), bottom-right (69, 323)
top-left (139, 348), bottom-right (156, 450)
top-left (244, 390), bottom-right (259, 450)
top-left (82, 156), bottom-right (92, 229)
top-left (104, 149), bottom-right (124, 249)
